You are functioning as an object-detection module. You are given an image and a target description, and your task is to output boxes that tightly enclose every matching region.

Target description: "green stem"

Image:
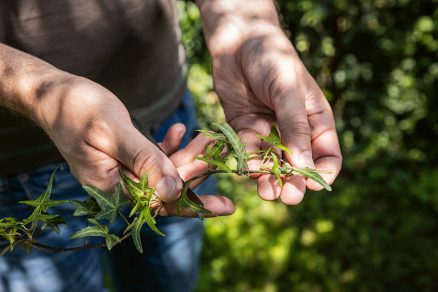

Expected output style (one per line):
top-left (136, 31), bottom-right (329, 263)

top-left (118, 211), bottom-right (130, 226)
top-left (26, 240), bottom-right (107, 253)
top-left (120, 232), bottom-right (131, 242)
top-left (0, 245), bottom-right (11, 256)
top-left (181, 168), bottom-right (286, 189)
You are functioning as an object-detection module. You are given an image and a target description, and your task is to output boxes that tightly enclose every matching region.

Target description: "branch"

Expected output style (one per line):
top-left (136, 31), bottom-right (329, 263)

top-left (27, 240), bottom-right (107, 253)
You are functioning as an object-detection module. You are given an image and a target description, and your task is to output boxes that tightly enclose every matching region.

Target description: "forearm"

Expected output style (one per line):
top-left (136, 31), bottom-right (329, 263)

top-left (0, 44), bottom-right (73, 126)
top-left (196, 0), bottom-right (281, 56)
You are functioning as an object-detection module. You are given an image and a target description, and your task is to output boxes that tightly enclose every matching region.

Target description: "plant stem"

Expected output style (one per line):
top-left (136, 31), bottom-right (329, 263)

top-left (182, 169), bottom-right (285, 189)
top-left (118, 211), bottom-right (130, 226)
top-left (27, 240), bottom-right (107, 253)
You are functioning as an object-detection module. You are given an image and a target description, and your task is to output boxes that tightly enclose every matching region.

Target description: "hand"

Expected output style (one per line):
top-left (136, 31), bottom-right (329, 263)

top-left (151, 123), bottom-right (236, 217)
top-left (210, 23), bottom-right (342, 205)
top-left (36, 76), bottom-right (184, 202)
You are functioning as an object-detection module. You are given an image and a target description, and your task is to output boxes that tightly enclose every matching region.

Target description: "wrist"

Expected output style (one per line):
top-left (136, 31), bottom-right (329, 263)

top-left (198, 0), bottom-right (280, 58)
top-left (32, 71), bottom-right (80, 132)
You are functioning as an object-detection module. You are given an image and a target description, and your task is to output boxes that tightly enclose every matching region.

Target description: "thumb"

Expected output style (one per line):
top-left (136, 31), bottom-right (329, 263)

top-left (114, 126), bottom-right (183, 203)
top-left (275, 93), bottom-right (315, 169)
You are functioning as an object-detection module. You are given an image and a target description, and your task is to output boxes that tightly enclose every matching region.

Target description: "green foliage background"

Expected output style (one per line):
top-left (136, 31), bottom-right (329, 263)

top-left (178, 1), bottom-right (438, 291)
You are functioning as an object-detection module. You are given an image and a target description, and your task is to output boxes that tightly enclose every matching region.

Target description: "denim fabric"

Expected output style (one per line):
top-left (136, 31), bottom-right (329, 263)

top-left (0, 91), bottom-right (215, 292)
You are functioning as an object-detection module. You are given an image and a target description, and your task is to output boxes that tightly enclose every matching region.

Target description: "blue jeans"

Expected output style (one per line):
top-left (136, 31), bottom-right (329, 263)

top-left (0, 91), bottom-right (214, 292)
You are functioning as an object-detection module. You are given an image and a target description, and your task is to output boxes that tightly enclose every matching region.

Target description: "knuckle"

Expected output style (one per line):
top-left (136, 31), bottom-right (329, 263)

top-left (133, 148), bottom-right (163, 178)
top-left (279, 113), bottom-right (310, 137)
top-left (290, 120), bottom-right (311, 137)
top-left (83, 120), bottom-right (111, 143)
top-left (73, 165), bottom-right (117, 188)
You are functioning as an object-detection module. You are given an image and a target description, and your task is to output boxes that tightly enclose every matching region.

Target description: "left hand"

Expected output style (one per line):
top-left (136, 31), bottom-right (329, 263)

top-left (209, 23), bottom-right (342, 205)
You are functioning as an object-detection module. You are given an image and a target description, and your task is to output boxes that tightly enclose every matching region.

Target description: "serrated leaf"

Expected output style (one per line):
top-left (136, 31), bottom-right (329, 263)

top-left (0, 217), bottom-right (21, 228)
top-left (270, 153), bottom-right (283, 187)
top-left (138, 174), bottom-right (148, 193)
top-left (70, 225), bottom-right (107, 239)
top-left (212, 123), bottom-right (248, 174)
top-left (195, 156), bottom-right (232, 173)
top-left (19, 168), bottom-right (69, 215)
top-left (119, 169), bottom-right (144, 197)
top-left (70, 218), bottom-right (110, 242)
top-left (24, 213), bottom-right (59, 223)
top-left (257, 124), bottom-right (292, 155)
top-left (119, 168), bottom-right (165, 237)
top-left (129, 201), bottom-right (141, 218)
top-left (41, 215), bottom-right (65, 234)
top-left (196, 129), bottom-right (227, 140)
top-left (0, 218), bottom-right (22, 249)
top-left (177, 186), bottom-right (213, 219)
top-left (204, 140), bottom-right (226, 160)
top-left (139, 207), bottom-right (165, 237)
top-left (82, 184), bottom-right (128, 223)
top-left (131, 218), bottom-right (145, 254)
top-left (71, 198), bottom-right (100, 217)
top-left (104, 234), bottom-right (121, 250)
top-left (293, 167), bottom-right (332, 191)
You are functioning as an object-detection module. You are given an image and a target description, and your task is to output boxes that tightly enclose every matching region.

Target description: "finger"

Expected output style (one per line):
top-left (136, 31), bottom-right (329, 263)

top-left (305, 79), bottom-right (342, 190)
top-left (177, 160), bottom-right (210, 186)
top-left (112, 125), bottom-right (183, 203)
top-left (274, 93), bottom-right (315, 169)
top-left (280, 175), bottom-right (306, 205)
top-left (170, 133), bottom-right (213, 166)
top-left (158, 194), bottom-right (236, 217)
top-left (307, 125), bottom-right (342, 190)
top-left (160, 123), bottom-right (186, 156)
top-left (257, 174), bottom-right (281, 200)
top-left (257, 142), bottom-right (282, 200)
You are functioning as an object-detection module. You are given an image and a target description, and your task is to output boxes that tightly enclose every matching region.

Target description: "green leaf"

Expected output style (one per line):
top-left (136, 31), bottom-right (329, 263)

top-left (270, 153), bottom-right (283, 187)
top-left (204, 140), bottom-right (226, 160)
top-left (0, 217), bottom-right (21, 228)
top-left (138, 174), bottom-right (148, 193)
top-left (139, 207), bottom-right (165, 237)
top-left (41, 215), bottom-right (65, 234)
top-left (196, 129), bottom-right (227, 140)
top-left (177, 186), bottom-right (213, 219)
top-left (71, 225), bottom-right (107, 239)
top-left (292, 167), bottom-right (332, 191)
top-left (24, 213), bottom-right (59, 223)
top-left (224, 154), bottom-right (238, 171)
top-left (70, 219), bottom-right (109, 241)
top-left (131, 217), bottom-right (145, 254)
top-left (119, 169), bottom-right (145, 197)
top-left (82, 183), bottom-right (129, 223)
top-left (212, 123), bottom-right (248, 173)
top-left (19, 168), bottom-right (69, 215)
top-left (195, 156), bottom-right (232, 173)
top-left (129, 201), bottom-right (141, 218)
top-left (257, 124), bottom-right (292, 155)
top-left (119, 168), bottom-right (165, 237)
top-left (71, 198), bottom-right (100, 217)
top-left (0, 218), bottom-right (22, 249)
top-left (104, 234), bottom-right (121, 250)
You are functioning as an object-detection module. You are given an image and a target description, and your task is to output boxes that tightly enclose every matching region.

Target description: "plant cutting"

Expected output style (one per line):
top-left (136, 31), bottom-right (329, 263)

top-left (0, 123), bottom-right (331, 255)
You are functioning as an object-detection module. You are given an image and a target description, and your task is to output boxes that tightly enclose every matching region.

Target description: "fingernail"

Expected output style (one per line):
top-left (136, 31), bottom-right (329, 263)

top-left (299, 151), bottom-right (315, 168)
top-left (156, 176), bottom-right (178, 202)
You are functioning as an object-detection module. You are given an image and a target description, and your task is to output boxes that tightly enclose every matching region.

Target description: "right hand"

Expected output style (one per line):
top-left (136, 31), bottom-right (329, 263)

top-left (36, 76), bottom-right (183, 202)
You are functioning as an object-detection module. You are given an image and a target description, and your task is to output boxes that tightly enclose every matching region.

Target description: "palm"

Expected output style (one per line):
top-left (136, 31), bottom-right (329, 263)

top-left (211, 29), bottom-right (342, 205)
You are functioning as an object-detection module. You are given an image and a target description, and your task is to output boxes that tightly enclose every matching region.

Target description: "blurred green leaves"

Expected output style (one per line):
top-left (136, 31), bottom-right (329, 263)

top-left (179, 0), bottom-right (438, 290)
